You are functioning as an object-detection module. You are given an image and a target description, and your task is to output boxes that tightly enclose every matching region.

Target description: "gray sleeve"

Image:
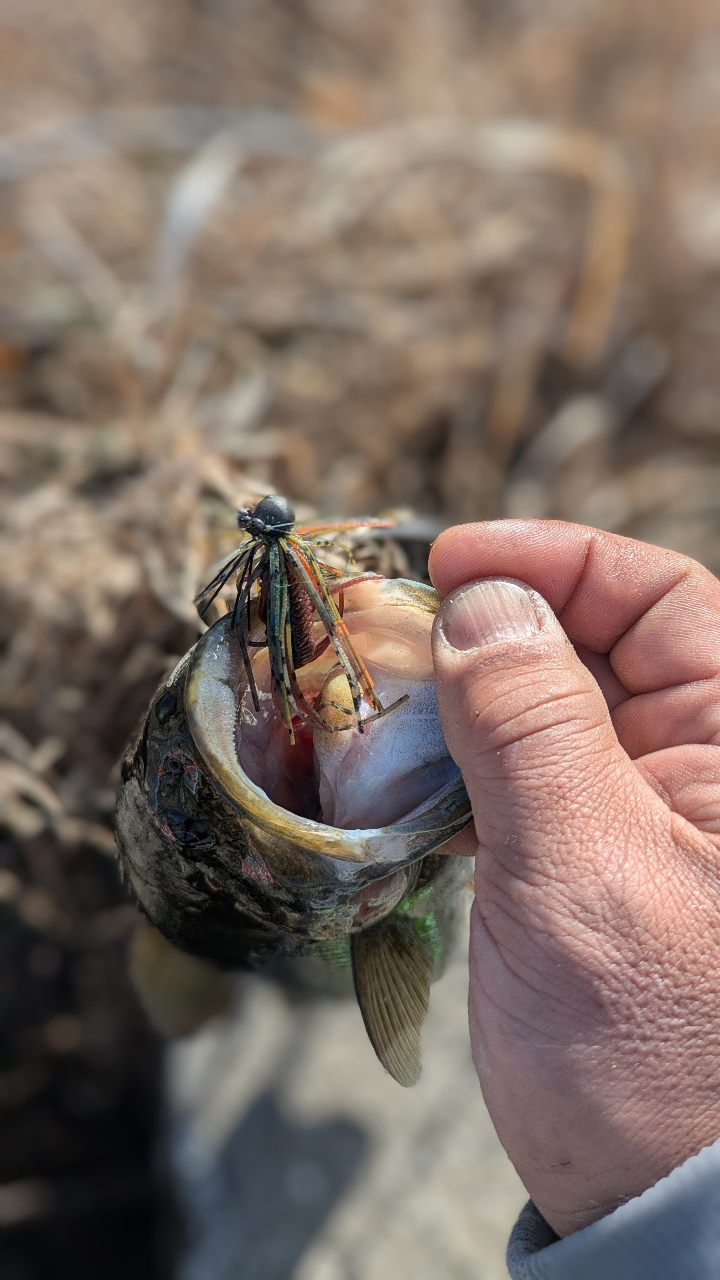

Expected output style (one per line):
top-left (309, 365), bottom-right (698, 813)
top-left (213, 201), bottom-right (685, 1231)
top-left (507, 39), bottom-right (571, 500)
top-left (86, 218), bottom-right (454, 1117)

top-left (506, 1136), bottom-right (720, 1279)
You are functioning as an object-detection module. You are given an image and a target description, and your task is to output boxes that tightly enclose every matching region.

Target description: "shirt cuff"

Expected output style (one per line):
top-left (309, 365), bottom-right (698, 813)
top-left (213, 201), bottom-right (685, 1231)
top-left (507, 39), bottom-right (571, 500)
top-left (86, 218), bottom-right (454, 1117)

top-left (507, 1136), bottom-right (720, 1279)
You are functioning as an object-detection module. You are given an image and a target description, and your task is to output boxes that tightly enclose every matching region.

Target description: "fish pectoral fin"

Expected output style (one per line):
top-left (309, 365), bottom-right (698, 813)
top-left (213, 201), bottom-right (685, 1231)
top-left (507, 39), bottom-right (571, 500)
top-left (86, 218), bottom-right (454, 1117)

top-left (351, 917), bottom-right (432, 1088)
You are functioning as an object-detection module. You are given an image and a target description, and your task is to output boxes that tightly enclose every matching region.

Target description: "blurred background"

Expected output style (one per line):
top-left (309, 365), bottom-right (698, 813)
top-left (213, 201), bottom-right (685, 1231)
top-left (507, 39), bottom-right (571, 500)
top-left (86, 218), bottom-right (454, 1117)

top-left (2, 0), bottom-right (720, 1275)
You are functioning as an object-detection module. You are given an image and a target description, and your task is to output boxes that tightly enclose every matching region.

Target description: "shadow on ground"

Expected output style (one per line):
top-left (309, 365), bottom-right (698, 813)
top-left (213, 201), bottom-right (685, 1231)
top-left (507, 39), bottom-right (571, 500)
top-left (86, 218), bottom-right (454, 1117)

top-left (177, 1089), bottom-right (368, 1280)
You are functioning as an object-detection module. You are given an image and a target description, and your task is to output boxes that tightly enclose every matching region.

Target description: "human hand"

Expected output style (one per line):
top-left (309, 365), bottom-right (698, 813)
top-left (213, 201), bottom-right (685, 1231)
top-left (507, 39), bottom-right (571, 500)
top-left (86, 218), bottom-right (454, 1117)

top-left (429, 521), bottom-right (720, 1238)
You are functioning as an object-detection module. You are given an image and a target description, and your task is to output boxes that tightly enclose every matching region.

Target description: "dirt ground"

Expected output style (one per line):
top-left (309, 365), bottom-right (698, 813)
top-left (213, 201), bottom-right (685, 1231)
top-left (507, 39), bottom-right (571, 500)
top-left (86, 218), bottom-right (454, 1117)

top-left (2, 0), bottom-right (720, 1275)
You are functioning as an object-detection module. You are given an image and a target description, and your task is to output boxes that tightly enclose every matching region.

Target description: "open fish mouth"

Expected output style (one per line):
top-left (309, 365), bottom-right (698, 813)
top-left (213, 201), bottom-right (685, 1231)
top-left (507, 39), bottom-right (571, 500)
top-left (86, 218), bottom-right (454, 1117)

top-left (185, 576), bottom-right (470, 868)
top-left (116, 574), bottom-right (473, 1087)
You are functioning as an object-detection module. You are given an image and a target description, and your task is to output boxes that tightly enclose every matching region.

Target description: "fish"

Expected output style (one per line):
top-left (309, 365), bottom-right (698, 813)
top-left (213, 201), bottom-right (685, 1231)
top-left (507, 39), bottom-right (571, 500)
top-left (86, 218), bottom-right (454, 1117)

top-left (115, 498), bottom-right (473, 1086)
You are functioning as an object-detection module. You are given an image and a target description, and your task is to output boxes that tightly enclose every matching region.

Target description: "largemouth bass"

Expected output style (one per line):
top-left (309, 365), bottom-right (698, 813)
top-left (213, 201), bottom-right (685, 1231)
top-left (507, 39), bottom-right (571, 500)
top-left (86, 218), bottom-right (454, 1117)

top-left (116, 499), bottom-right (473, 1085)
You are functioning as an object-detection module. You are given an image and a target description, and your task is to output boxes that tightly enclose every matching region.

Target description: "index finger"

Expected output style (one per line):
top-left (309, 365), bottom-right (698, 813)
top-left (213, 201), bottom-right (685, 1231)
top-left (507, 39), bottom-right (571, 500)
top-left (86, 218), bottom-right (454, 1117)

top-left (429, 519), bottom-right (720, 694)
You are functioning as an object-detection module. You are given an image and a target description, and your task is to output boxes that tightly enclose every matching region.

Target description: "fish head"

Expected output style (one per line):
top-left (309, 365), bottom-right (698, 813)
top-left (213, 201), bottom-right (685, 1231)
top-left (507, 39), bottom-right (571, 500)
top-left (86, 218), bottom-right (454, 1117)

top-left (117, 577), bottom-right (472, 955)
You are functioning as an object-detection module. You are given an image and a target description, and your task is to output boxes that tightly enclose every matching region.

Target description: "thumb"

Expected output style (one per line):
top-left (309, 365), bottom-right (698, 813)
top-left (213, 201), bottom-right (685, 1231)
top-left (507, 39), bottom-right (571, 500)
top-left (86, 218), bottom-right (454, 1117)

top-left (431, 578), bottom-right (640, 880)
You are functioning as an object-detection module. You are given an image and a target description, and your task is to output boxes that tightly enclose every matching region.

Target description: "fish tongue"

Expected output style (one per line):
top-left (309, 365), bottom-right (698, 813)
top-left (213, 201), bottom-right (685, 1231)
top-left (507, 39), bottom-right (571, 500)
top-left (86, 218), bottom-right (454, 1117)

top-left (312, 665), bottom-right (457, 830)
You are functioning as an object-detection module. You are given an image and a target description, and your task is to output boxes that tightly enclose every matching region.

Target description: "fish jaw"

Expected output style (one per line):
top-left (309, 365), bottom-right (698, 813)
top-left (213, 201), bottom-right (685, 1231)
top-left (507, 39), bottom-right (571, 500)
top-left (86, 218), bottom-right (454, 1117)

top-left (186, 580), bottom-right (472, 869)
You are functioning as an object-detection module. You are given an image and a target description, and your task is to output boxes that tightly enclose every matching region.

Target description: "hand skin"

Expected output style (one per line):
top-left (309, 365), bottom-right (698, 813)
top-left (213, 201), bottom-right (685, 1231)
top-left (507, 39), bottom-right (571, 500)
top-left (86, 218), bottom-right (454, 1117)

top-left (429, 520), bottom-right (720, 1239)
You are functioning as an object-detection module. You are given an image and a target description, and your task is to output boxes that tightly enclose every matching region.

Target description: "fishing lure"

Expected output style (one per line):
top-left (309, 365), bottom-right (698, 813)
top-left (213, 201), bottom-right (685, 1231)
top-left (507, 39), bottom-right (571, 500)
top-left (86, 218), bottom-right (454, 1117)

top-left (194, 495), bottom-right (406, 743)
